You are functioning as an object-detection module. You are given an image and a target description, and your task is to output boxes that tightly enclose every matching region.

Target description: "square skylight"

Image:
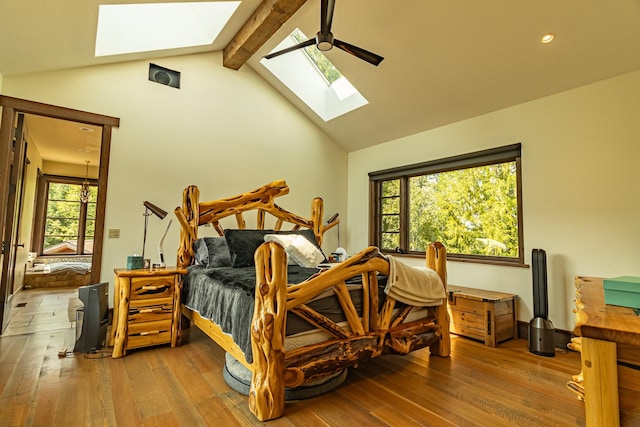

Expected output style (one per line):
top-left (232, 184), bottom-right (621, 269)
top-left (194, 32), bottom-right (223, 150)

top-left (260, 29), bottom-right (368, 122)
top-left (95, 2), bottom-right (241, 57)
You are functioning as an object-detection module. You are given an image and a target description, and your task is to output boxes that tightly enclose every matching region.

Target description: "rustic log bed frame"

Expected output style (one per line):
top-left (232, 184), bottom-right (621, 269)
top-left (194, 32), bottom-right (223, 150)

top-left (174, 180), bottom-right (450, 421)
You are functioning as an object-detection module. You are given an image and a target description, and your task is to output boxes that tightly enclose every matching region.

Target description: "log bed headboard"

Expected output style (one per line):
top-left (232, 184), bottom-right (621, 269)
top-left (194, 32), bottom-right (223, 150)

top-left (174, 180), bottom-right (340, 269)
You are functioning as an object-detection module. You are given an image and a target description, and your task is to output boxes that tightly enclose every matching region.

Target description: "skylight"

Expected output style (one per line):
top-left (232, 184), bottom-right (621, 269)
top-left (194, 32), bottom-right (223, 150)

top-left (95, 2), bottom-right (241, 57)
top-left (261, 29), bottom-right (368, 122)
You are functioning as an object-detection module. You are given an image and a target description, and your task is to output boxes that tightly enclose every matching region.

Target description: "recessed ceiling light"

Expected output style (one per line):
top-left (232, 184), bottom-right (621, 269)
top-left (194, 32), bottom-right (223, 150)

top-left (541, 34), bottom-right (554, 44)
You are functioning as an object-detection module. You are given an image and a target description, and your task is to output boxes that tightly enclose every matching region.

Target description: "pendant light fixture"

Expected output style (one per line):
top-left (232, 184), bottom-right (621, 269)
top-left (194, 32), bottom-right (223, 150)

top-left (80, 160), bottom-right (90, 203)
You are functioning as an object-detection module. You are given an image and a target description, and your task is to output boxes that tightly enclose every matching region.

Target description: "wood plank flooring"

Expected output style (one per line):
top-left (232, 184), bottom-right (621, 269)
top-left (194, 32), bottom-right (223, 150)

top-left (0, 289), bottom-right (637, 426)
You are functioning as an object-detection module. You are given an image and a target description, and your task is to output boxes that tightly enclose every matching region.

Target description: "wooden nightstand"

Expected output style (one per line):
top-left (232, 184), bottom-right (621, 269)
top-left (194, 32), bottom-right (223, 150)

top-left (111, 267), bottom-right (186, 358)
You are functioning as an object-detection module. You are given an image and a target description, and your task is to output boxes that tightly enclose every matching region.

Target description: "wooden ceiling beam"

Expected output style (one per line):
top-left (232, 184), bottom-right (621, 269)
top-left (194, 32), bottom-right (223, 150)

top-left (223, 0), bottom-right (309, 70)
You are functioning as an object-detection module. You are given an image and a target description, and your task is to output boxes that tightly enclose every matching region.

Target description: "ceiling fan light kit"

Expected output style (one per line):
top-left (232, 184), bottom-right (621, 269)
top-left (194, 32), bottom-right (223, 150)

top-left (316, 31), bottom-right (334, 51)
top-left (265, 0), bottom-right (384, 66)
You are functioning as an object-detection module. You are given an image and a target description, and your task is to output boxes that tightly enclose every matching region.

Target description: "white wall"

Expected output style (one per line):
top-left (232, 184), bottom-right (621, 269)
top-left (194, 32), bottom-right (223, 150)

top-left (3, 52), bottom-right (348, 305)
top-left (348, 70), bottom-right (640, 331)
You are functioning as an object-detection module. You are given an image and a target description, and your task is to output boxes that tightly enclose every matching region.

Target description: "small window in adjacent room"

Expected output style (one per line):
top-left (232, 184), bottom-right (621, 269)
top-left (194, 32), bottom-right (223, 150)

top-left (33, 175), bottom-right (98, 255)
top-left (369, 144), bottom-right (525, 266)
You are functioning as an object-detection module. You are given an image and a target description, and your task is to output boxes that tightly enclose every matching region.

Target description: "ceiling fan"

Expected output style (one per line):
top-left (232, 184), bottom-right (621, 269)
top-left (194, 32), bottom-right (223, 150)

top-left (264, 0), bottom-right (384, 66)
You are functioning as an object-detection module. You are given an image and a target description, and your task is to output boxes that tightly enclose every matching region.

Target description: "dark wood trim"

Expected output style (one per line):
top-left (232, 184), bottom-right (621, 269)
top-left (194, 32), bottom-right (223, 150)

top-left (30, 169), bottom-right (43, 254)
top-left (368, 180), bottom-right (378, 246)
top-left (0, 105), bottom-right (16, 242)
top-left (391, 252), bottom-right (530, 268)
top-left (91, 125), bottom-right (113, 285)
top-left (399, 176), bottom-right (409, 252)
top-left (31, 172), bottom-right (47, 255)
top-left (368, 143), bottom-right (522, 180)
top-left (0, 96), bottom-right (119, 127)
top-left (0, 105), bottom-right (16, 331)
top-left (0, 96), bottom-right (119, 289)
top-left (515, 155), bottom-right (525, 264)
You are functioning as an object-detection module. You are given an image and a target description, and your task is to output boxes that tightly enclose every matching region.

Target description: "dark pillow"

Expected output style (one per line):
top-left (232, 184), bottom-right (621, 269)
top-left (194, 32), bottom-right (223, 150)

top-left (224, 228), bottom-right (326, 268)
top-left (224, 229), bottom-right (274, 268)
top-left (193, 237), bottom-right (232, 268)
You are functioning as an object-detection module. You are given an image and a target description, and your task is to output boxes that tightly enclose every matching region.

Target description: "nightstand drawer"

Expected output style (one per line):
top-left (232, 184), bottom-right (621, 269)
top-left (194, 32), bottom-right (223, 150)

top-left (130, 276), bottom-right (174, 300)
top-left (128, 298), bottom-right (173, 323)
top-left (127, 319), bottom-right (172, 349)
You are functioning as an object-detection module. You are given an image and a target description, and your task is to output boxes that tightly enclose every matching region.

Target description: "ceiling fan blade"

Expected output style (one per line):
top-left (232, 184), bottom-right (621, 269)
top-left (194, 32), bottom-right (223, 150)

top-left (264, 38), bottom-right (316, 60)
top-left (321, 0), bottom-right (336, 34)
top-left (334, 39), bottom-right (384, 66)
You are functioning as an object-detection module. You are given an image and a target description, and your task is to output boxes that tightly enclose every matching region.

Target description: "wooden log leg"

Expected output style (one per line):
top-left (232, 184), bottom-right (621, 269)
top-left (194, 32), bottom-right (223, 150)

top-left (430, 304), bottom-right (450, 357)
top-left (249, 242), bottom-right (288, 421)
top-left (581, 337), bottom-right (619, 427)
top-left (171, 274), bottom-right (182, 347)
top-left (112, 276), bottom-right (131, 358)
top-left (427, 242), bottom-right (450, 357)
top-left (567, 337), bottom-right (583, 383)
top-left (109, 274), bottom-right (121, 347)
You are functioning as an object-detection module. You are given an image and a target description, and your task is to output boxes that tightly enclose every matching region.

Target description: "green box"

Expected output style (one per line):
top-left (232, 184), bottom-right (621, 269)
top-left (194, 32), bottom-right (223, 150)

top-left (127, 255), bottom-right (143, 270)
top-left (603, 276), bottom-right (640, 309)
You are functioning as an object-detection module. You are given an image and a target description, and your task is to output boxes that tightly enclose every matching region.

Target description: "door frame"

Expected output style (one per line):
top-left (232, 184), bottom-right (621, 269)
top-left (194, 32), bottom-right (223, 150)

top-left (0, 96), bottom-right (120, 328)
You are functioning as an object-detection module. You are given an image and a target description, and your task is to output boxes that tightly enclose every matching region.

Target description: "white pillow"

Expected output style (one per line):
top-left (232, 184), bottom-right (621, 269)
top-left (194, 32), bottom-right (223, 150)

top-left (264, 234), bottom-right (325, 268)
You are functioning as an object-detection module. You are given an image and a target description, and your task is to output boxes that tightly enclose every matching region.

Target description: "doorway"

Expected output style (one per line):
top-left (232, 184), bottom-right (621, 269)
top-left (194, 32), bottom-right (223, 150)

top-left (0, 95), bottom-right (120, 334)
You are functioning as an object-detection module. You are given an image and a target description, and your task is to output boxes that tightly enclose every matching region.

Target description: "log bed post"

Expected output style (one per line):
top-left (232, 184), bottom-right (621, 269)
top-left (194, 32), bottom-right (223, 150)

top-left (428, 242), bottom-right (450, 357)
top-left (176, 185), bottom-right (200, 269)
top-left (249, 241), bottom-right (288, 421)
top-left (310, 197), bottom-right (324, 245)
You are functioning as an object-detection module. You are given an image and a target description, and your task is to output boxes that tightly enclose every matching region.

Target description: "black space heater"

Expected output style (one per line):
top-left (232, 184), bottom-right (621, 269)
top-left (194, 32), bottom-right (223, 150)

top-left (529, 249), bottom-right (555, 357)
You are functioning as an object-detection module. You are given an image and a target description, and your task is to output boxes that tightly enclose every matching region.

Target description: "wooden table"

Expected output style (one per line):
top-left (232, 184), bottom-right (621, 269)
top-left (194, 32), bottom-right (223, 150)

top-left (570, 276), bottom-right (640, 426)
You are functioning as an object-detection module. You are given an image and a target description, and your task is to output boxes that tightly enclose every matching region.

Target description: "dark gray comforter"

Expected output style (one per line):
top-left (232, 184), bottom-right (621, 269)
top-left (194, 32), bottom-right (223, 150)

top-left (182, 264), bottom-right (387, 363)
top-left (183, 265), bottom-right (320, 363)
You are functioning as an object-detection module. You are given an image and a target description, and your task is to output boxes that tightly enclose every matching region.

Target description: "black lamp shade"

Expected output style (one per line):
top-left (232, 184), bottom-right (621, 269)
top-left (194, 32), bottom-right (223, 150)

top-left (143, 201), bottom-right (168, 219)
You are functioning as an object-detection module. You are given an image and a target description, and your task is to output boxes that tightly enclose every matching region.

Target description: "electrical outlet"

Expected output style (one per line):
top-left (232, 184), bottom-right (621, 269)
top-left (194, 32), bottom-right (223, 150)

top-left (108, 229), bottom-right (120, 238)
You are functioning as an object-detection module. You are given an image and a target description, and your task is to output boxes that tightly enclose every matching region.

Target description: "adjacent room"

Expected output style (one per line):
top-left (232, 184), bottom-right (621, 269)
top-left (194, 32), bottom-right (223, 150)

top-left (1, 1), bottom-right (639, 425)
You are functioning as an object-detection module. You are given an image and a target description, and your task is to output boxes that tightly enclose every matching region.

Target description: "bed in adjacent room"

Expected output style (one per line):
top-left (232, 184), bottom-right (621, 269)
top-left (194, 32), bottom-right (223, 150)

top-left (23, 256), bottom-right (92, 288)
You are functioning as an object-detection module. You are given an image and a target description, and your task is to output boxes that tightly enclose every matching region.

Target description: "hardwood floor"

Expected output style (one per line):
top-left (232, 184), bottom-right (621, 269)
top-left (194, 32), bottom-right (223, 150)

top-left (0, 292), bottom-right (636, 426)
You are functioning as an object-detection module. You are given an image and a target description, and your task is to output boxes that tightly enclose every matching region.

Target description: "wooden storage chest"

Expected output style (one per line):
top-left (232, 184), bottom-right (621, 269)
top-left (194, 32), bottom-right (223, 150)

top-left (447, 285), bottom-right (517, 347)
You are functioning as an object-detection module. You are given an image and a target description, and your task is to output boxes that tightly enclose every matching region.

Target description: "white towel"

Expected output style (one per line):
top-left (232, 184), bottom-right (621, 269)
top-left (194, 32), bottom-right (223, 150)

top-left (384, 255), bottom-right (446, 306)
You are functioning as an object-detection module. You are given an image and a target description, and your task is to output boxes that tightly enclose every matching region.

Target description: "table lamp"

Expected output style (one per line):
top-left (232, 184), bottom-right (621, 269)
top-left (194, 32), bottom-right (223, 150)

top-left (142, 201), bottom-right (168, 260)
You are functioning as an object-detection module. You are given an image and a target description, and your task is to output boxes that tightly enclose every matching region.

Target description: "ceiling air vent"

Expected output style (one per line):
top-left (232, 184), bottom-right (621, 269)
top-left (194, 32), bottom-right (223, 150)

top-left (149, 63), bottom-right (180, 89)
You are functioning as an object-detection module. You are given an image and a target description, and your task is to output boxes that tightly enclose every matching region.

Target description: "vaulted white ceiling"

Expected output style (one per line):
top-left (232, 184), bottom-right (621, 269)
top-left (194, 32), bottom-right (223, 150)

top-left (2, 0), bottom-right (640, 155)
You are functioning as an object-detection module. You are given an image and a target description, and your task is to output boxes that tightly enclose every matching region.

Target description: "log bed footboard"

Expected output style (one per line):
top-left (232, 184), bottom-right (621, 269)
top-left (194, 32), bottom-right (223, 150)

top-left (175, 181), bottom-right (450, 421)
